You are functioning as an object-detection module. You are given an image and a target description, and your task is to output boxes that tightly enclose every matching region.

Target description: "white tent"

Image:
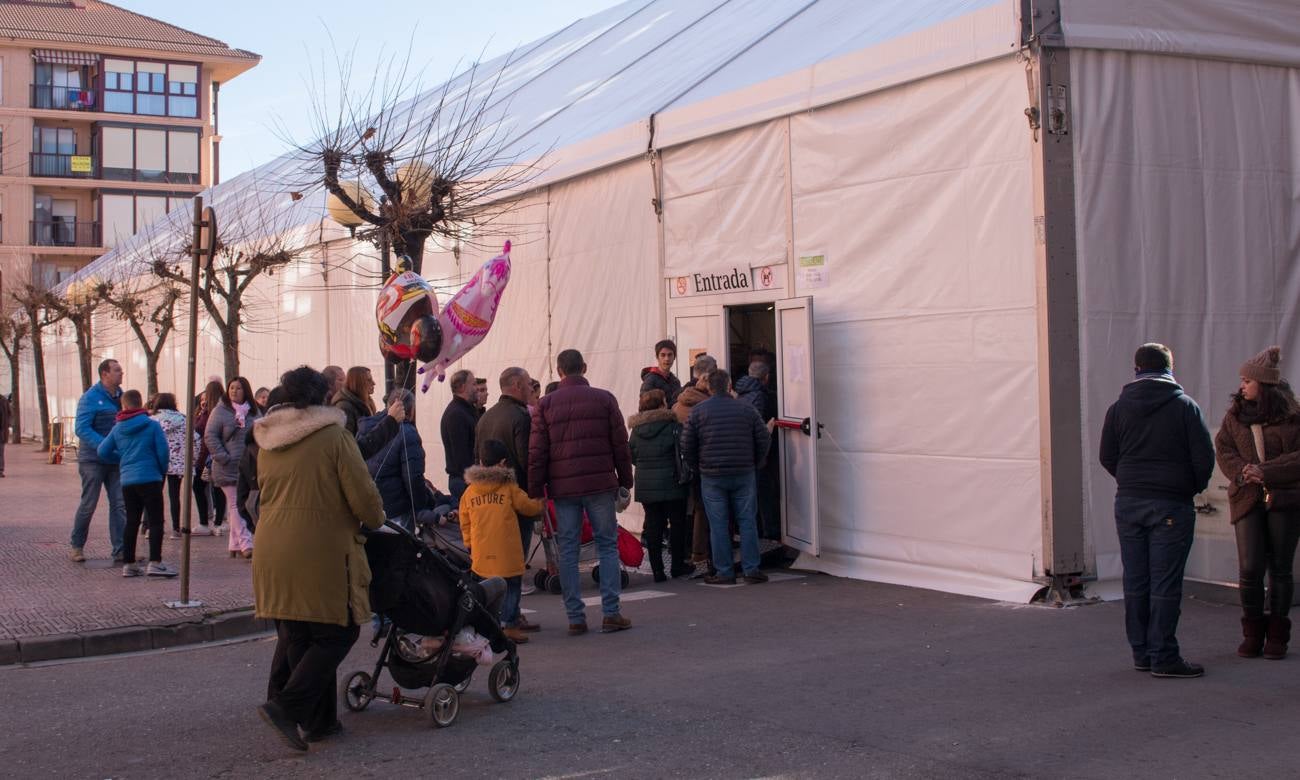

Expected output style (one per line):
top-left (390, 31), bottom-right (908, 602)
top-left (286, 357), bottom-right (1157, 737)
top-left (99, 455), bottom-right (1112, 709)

top-left (23, 0), bottom-right (1300, 601)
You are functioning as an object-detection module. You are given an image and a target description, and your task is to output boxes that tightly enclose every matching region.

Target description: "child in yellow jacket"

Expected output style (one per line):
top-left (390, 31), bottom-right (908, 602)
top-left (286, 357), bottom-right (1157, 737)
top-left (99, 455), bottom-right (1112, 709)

top-left (460, 440), bottom-right (545, 642)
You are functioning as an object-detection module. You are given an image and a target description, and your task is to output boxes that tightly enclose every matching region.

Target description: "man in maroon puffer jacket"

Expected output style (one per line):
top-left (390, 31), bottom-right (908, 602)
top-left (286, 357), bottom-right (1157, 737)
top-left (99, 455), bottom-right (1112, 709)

top-left (529, 349), bottom-right (634, 635)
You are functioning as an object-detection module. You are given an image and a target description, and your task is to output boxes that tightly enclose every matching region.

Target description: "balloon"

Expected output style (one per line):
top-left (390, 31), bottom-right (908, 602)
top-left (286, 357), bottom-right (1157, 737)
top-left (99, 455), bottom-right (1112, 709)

top-left (376, 264), bottom-right (443, 363)
top-left (418, 241), bottom-right (512, 390)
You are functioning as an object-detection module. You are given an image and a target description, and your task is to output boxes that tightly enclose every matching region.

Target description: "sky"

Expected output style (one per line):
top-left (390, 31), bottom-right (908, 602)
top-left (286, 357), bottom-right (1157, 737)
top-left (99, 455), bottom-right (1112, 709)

top-left (112, 0), bottom-right (626, 179)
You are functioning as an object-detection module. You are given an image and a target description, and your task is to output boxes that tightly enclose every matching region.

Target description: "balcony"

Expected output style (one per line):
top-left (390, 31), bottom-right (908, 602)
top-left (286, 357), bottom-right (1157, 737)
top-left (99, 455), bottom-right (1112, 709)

top-left (30, 220), bottom-right (100, 248)
top-left (29, 152), bottom-right (95, 179)
top-left (30, 84), bottom-right (98, 112)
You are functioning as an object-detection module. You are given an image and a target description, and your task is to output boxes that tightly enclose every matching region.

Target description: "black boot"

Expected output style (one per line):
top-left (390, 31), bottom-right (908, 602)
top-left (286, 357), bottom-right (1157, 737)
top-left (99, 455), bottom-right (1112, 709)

top-left (1238, 615), bottom-right (1267, 658)
top-left (1263, 616), bottom-right (1291, 660)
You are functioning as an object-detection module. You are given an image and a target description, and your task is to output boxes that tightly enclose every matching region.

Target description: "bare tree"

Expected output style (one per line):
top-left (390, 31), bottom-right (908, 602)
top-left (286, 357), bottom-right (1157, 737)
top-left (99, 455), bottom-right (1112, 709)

top-left (150, 204), bottom-right (304, 379)
top-left (43, 286), bottom-right (100, 392)
top-left (96, 276), bottom-right (181, 399)
top-left (290, 47), bottom-right (542, 274)
top-left (0, 315), bottom-right (29, 444)
top-left (11, 284), bottom-right (58, 448)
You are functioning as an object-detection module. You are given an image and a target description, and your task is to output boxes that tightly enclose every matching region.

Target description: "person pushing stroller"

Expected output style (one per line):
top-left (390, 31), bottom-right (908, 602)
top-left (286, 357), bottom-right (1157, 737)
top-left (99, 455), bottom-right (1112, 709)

top-left (461, 440), bottom-right (546, 643)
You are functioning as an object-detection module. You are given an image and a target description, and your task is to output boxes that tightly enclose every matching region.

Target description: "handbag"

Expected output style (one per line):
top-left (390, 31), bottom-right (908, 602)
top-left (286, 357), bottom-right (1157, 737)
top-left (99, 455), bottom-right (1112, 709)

top-left (673, 432), bottom-right (695, 486)
top-left (1250, 423), bottom-right (1300, 511)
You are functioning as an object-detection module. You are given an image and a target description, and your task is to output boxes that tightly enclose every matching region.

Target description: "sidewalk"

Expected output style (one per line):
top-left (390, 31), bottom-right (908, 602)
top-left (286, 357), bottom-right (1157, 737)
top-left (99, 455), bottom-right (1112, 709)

top-left (0, 445), bottom-right (266, 662)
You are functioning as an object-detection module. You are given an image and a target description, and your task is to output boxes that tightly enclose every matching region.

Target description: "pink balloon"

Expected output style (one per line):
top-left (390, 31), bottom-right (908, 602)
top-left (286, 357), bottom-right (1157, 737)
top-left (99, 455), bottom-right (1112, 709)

top-left (418, 241), bottom-right (512, 390)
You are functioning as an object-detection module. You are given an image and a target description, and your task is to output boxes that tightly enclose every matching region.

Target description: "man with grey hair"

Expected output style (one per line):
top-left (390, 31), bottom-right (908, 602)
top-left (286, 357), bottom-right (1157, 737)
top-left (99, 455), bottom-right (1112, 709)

top-left (692, 353), bottom-right (718, 384)
top-left (735, 360), bottom-right (774, 420)
top-left (322, 365), bottom-right (345, 404)
top-left (476, 366), bottom-right (542, 627)
top-left (441, 369), bottom-right (478, 506)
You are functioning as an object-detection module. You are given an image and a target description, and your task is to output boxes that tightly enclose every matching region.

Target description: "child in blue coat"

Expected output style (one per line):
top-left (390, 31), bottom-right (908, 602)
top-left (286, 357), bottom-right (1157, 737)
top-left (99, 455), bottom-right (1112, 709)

top-left (98, 389), bottom-right (176, 577)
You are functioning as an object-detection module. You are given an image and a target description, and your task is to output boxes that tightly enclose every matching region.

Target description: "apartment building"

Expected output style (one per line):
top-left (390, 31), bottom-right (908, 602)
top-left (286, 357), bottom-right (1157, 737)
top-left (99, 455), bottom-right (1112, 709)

top-left (0, 0), bottom-right (258, 292)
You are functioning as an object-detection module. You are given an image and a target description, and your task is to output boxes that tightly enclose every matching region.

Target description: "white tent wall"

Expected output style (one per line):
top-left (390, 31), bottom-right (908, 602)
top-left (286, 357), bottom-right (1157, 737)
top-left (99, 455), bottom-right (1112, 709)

top-left (1072, 49), bottom-right (1300, 586)
top-left (783, 55), bottom-right (1042, 601)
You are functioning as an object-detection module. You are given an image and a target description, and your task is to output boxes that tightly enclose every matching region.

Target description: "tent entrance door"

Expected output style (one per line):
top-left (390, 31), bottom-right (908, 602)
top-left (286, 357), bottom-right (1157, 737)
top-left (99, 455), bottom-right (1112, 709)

top-left (724, 303), bottom-right (782, 542)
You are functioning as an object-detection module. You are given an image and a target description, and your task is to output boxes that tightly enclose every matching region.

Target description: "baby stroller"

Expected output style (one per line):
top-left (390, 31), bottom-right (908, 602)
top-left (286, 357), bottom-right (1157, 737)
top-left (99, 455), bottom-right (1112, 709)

top-left (341, 521), bottom-right (520, 728)
top-left (532, 498), bottom-right (644, 593)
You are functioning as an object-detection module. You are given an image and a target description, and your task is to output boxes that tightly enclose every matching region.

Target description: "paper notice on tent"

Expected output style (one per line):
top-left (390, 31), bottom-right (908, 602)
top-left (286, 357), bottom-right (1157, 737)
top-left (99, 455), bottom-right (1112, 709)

top-left (798, 253), bottom-right (828, 289)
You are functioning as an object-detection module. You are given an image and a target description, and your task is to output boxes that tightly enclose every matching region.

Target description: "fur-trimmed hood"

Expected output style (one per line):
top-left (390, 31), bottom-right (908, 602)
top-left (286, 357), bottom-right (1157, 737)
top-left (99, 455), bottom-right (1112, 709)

top-left (465, 464), bottom-right (516, 485)
top-left (254, 405), bottom-right (346, 451)
top-left (628, 408), bottom-right (677, 429)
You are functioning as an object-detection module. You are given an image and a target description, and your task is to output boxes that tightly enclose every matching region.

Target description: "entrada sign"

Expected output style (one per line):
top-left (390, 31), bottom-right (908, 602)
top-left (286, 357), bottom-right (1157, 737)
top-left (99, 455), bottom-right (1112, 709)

top-left (668, 264), bottom-right (786, 299)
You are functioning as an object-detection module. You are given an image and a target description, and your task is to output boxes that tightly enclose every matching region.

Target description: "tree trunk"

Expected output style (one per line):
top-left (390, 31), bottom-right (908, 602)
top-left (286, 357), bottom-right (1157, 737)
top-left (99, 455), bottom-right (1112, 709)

top-left (75, 320), bottom-right (93, 392)
top-left (400, 230), bottom-right (429, 275)
top-left (6, 353), bottom-right (20, 445)
top-left (145, 348), bottom-right (160, 399)
top-left (221, 325), bottom-right (239, 380)
top-left (31, 327), bottom-right (51, 450)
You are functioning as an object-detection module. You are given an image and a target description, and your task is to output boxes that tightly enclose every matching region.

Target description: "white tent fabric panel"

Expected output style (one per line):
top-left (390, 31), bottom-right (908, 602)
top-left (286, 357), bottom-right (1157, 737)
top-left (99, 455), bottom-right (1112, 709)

top-left (788, 56), bottom-right (1042, 598)
top-left (1060, 0), bottom-right (1300, 69)
top-left (662, 119), bottom-right (789, 276)
top-left (548, 160), bottom-right (662, 418)
top-left (1071, 50), bottom-right (1300, 584)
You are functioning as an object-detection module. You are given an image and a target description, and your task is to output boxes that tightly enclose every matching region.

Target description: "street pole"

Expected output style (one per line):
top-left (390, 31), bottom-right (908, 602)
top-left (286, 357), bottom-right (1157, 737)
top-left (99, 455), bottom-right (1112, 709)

top-left (167, 195), bottom-right (216, 609)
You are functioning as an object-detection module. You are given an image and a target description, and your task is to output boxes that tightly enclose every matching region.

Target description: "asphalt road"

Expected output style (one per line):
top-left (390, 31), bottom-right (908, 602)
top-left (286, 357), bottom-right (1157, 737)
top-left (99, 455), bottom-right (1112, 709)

top-left (1, 573), bottom-right (1293, 779)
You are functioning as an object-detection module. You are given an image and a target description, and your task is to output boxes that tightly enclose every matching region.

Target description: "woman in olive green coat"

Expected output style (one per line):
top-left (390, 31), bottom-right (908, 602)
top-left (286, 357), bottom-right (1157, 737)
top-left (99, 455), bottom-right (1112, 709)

top-left (629, 389), bottom-right (691, 581)
top-left (252, 366), bottom-right (385, 751)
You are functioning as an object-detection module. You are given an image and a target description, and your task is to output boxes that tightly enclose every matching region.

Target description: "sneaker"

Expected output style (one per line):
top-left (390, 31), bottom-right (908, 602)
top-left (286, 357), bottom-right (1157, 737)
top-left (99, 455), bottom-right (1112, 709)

top-left (192, 525), bottom-right (213, 537)
top-left (742, 570), bottom-right (769, 584)
top-left (112, 552), bottom-right (125, 564)
top-left (1150, 658), bottom-right (1204, 678)
top-left (515, 615), bottom-right (541, 633)
top-left (122, 562), bottom-right (144, 577)
top-left (502, 627), bottom-right (531, 644)
top-left (257, 702), bottom-right (308, 752)
top-left (702, 574), bottom-right (737, 586)
top-left (601, 614), bottom-right (632, 633)
top-left (304, 720), bottom-right (343, 744)
top-left (689, 561), bottom-right (711, 579)
top-left (568, 622), bottom-right (588, 636)
top-left (146, 561), bottom-right (179, 578)
top-left (69, 547), bottom-right (86, 563)
top-left (520, 580), bottom-right (537, 596)
top-left (213, 525), bottom-right (225, 536)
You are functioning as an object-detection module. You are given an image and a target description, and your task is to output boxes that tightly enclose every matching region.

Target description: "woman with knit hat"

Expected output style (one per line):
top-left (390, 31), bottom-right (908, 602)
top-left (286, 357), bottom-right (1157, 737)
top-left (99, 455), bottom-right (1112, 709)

top-left (1215, 346), bottom-right (1300, 660)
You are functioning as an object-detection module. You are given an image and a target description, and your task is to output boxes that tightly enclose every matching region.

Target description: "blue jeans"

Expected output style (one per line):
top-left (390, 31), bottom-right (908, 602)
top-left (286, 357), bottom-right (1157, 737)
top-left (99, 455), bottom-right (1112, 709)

top-left (553, 491), bottom-right (621, 623)
top-left (701, 472), bottom-right (761, 578)
top-left (71, 459), bottom-right (125, 556)
top-left (1115, 496), bottom-right (1196, 667)
top-left (500, 576), bottom-right (523, 627)
top-left (448, 475), bottom-right (468, 510)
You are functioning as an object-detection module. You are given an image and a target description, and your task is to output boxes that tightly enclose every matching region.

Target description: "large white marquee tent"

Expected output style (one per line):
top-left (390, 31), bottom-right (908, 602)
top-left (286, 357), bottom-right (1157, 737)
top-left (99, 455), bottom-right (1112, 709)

top-left (16, 0), bottom-right (1300, 601)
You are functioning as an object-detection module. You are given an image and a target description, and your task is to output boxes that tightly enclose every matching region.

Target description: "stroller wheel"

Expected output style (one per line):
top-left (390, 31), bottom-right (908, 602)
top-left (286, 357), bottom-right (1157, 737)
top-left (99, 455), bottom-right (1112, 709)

top-left (546, 574), bottom-right (562, 595)
top-left (489, 659), bottom-right (520, 703)
top-left (454, 672), bottom-right (473, 694)
top-left (533, 570), bottom-right (549, 591)
top-left (342, 671), bottom-right (374, 712)
top-left (424, 683), bottom-right (459, 728)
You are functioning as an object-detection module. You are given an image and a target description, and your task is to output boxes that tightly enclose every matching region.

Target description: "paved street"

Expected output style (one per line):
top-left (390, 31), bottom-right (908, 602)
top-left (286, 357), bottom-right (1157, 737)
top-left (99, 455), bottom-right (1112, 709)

top-left (2, 557), bottom-right (1296, 779)
top-left (0, 446), bottom-right (254, 640)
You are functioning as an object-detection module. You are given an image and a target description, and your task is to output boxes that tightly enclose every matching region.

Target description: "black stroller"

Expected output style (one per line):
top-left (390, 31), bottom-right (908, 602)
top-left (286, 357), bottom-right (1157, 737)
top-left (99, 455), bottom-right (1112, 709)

top-left (341, 521), bottom-right (520, 728)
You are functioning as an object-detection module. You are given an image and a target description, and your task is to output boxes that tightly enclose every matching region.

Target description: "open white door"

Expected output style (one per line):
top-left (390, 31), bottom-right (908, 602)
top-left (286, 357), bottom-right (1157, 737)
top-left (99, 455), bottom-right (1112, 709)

top-left (774, 296), bottom-right (819, 555)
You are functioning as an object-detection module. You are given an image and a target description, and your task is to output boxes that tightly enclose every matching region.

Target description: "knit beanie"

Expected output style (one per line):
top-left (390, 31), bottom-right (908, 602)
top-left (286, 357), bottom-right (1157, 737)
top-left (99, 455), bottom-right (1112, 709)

top-left (1240, 346), bottom-right (1282, 385)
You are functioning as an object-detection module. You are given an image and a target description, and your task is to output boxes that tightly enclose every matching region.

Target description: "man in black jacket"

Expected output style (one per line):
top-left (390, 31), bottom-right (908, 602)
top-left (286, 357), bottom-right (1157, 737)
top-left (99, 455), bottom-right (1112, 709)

top-left (441, 369), bottom-right (478, 507)
top-left (682, 369), bottom-right (771, 585)
top-left (1100, 343), bottom-right (1215, 679)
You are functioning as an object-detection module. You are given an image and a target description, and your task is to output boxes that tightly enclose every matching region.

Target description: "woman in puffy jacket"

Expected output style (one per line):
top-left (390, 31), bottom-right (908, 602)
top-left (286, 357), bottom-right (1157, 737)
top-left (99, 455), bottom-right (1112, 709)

top-left (629, 389), bottom-right (691, 581)
top-left (1215, 346), bottom-right (1300, 660)
top-left (205, 376), bottom-right (260, 558)
top-left (149, 393), bottom-right (199, 539)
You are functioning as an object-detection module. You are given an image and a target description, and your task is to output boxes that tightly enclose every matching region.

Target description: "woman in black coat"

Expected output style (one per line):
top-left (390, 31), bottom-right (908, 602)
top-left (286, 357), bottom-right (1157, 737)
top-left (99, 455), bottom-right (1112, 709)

top-left (628, 389), bottom-right (691, 581)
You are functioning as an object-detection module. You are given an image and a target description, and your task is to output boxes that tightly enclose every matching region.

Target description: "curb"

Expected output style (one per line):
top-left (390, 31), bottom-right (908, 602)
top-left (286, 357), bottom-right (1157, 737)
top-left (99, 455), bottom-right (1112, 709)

top-left (2, 608), bottom-right (273, 666)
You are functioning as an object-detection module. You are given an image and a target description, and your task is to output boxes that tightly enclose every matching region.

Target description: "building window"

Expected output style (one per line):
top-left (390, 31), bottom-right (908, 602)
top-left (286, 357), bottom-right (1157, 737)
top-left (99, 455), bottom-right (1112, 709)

top-left (100, 191), bottom-right (192, 248)
top-left (98, 125), bottom-right (200, 184)
top-left (102, 58), bottom-right (200, 118)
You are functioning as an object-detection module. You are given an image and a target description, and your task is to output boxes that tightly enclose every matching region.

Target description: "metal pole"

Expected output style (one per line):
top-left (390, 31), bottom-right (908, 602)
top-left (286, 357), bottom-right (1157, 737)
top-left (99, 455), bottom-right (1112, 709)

top-left (167, 195), bottom-right (206, 608)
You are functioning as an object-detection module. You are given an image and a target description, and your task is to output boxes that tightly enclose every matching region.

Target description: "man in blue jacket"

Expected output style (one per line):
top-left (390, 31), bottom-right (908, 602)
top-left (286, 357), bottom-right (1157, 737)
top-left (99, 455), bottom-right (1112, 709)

top-left (70, 359), bottom-right (127, 562)
top-left (681, 369), bottom-right (771, 586)
top-left (1100, 343), bottom-right (1215, 679)
top-left (97, 389), bottom-right (175, 577)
